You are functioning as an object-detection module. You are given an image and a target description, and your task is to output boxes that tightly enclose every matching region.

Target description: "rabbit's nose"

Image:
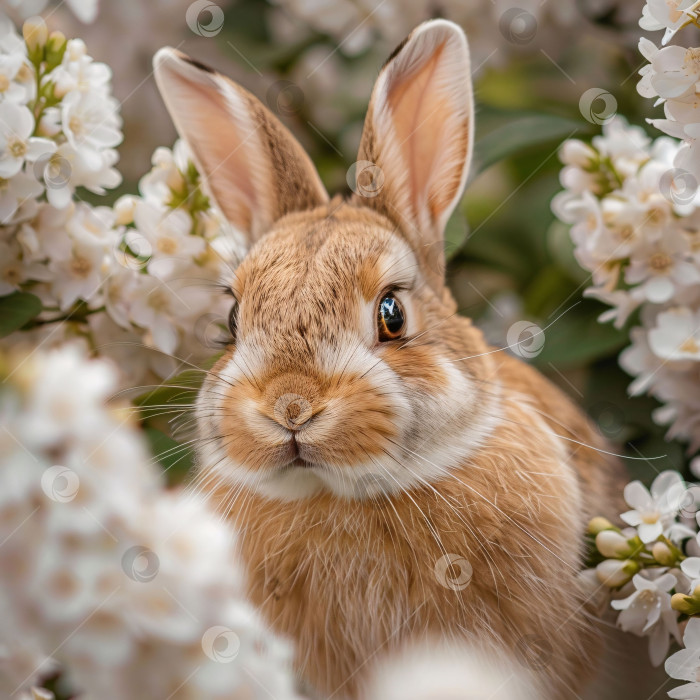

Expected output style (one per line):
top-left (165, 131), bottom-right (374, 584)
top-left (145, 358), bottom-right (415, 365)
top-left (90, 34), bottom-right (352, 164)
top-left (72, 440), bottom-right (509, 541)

top-left (274, 393), bottom-right (313, 430)
top-left (264, 373), bottom-right (320, 431)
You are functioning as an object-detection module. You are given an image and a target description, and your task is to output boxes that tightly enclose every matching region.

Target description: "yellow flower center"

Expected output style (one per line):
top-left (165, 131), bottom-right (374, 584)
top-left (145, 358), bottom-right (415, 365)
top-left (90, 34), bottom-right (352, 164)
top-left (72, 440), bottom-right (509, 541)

top-left (0, 75), bottom-right (10, 92)
top-left (8, 137), bottom-right (26, 158)
top-left (680, 337), bottom-right (700, 354)
top-left (641, 510), bottom-right (660, 524)
top-left (650, 252), bottom-right (672, 272)
top-left (157, 237), bottom-right (178, 255)
top-left (70, 256), bottom-right (92, 278)
top-left (3, 264), bottom-right (21, 284)
top-left (69, 115), bottom-right (84, 137)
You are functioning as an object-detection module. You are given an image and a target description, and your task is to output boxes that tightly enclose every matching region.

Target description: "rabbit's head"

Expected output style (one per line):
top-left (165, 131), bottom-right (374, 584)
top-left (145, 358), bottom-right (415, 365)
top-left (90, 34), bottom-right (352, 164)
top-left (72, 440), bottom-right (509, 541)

top-left (154, 20), bottom-right (501, 501)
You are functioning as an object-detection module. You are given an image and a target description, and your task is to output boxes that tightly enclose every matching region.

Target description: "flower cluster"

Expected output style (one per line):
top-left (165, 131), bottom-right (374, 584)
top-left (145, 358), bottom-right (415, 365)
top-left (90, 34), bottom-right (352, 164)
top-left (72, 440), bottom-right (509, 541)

top-left (0, 343), bottom-right (299, 700)
top-left (638, 1), bottom-right (700, 179)
top-left (583, 471), bottom-right (700, 697)
top-left (552, 117), bottom-right (700, 449)
top-left (0, 19), bottom-right (242, 390)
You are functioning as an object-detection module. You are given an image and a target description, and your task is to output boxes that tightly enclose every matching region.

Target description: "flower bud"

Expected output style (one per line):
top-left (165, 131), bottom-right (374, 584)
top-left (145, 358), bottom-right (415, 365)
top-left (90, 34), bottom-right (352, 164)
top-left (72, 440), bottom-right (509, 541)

top-left (45, 31), bottom-right (67, 69)
top-left (588, 517), bottom-right (615, 536)
top-left (671, 588), bottom-right (700, 616)
top-left (23, 17), bottom-right (47, 62)
top-left (114, 195), bottom-right (137, 226)
top-left (652, 541), bottom-right (675, 566)
top-left (596, 559), bottom-right (639, 588)
top-left (595, 530), bottom-right (631, 558)
top-left (561, 140), bottom-right (597, 168)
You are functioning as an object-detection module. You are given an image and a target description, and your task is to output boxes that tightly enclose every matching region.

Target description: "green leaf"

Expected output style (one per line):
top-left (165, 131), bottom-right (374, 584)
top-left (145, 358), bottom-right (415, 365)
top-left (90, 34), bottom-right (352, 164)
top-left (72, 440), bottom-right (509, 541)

top-left (530, 302), bottom-right (628, 370)
top-left (0, 292), bottom-right (43, 337)
top-left (473, 114), bottom-right (587, 175)
top-left (144, 427), bottom-right (193, 485)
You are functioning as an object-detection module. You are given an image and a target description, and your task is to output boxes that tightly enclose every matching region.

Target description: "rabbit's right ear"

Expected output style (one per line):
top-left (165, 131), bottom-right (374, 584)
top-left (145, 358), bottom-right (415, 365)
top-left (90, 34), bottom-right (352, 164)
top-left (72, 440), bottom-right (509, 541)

top-left (153, 48), bottom-right (328, 245)
top-left (354, 20), bottom-right (474, 291)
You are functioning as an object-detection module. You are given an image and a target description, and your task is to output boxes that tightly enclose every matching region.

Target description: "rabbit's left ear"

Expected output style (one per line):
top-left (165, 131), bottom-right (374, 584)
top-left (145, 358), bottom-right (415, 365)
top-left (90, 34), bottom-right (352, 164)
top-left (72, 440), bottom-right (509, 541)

top-left (354, 20), bottom-right (473, 288)
top-left (153, 48), bottom-right (328, 246)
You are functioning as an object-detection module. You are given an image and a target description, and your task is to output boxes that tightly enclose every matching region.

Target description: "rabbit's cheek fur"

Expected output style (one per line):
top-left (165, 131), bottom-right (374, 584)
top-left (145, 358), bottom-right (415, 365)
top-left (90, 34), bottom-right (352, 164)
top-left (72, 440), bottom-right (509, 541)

top-left (196, 332), bottom-right (499, 501)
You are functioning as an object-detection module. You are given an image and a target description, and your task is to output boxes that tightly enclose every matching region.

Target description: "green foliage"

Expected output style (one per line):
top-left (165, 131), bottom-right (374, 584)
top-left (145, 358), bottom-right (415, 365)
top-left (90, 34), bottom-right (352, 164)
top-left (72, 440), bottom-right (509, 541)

top-left (0, 292), bottom-right (42, 337)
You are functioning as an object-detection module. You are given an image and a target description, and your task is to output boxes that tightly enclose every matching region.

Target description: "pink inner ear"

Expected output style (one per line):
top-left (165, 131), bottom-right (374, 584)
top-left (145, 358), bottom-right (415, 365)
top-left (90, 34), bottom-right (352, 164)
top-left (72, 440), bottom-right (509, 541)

top-left (386, 41), bottom-right (468, 225)
top-left (171, 79), bottom-right (258, 232)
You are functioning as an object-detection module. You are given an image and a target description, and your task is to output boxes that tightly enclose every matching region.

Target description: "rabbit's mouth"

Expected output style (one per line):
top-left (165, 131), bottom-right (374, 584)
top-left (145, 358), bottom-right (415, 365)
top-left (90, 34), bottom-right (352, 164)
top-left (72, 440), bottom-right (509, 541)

top-left (288, 457), bottom-right (314, 469)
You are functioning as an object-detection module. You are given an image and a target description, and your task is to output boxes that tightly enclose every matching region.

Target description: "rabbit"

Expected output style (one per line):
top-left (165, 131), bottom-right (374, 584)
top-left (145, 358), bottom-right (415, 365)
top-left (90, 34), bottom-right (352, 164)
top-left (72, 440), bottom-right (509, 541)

top-left (153, 19), bottom-right (626, 700)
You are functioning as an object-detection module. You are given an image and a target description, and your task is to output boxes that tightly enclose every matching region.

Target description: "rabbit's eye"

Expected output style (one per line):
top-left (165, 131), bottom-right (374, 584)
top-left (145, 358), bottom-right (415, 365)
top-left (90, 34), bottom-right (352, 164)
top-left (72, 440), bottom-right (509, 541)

top-left (377, 293), bottom-right (405, 341)
top-left (228, 303), bottom-right (239, 341)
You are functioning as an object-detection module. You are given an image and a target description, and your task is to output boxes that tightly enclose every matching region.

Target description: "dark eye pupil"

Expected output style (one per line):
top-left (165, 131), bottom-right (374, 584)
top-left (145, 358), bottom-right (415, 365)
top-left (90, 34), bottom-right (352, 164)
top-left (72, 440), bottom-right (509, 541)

top-left (228, 303), bottom-right (238, 339)
top-left (378, 294), bottom-right (404, 339)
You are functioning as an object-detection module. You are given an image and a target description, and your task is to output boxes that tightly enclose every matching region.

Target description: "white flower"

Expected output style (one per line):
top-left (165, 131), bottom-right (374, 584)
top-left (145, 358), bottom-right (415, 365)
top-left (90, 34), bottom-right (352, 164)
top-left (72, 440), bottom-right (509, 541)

top-left (0, 102), bottom-right (55, 177)
top-left (60, 90), bottom-right (121, 170)
top-left (133, 200), bottom-right (205, 277)
top-left (638, 40), bottom-right (700, 100)
top-left (52, 39), bottom-right (111, 98)
top-left (666, 617), bottom-right (700, 698)
top-left (126, 275), bottom-right (181, 355)
top-left (640, 0), bottom-right (700, 43)
top-left (0, 169), bottom-right (42, 223)
top-left (0, 53), bottom-right (30, 103)
top-left (611, 572), bottom-right (681, 666)
top-left (625, 233), bottom-right (700, 303)
top-left (648, 307), bottom-right (700, 361)
top-left (0, 238), bottom-right (50, 294)
top-left (621, 470), bottom-right (692, 543)
top-left (48, 234), bottom-right (107, 310)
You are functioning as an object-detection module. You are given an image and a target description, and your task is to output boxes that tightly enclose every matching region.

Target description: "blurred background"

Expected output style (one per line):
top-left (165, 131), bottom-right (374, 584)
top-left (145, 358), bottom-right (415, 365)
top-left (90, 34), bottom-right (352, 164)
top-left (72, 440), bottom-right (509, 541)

top-left (10, 0), bottom-right (694, 483)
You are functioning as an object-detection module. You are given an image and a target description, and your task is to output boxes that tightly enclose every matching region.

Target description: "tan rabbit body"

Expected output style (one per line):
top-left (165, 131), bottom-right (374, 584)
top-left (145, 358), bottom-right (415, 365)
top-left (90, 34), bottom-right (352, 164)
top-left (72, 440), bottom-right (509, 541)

top-left (154, 20), bottom-right (623, 699)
